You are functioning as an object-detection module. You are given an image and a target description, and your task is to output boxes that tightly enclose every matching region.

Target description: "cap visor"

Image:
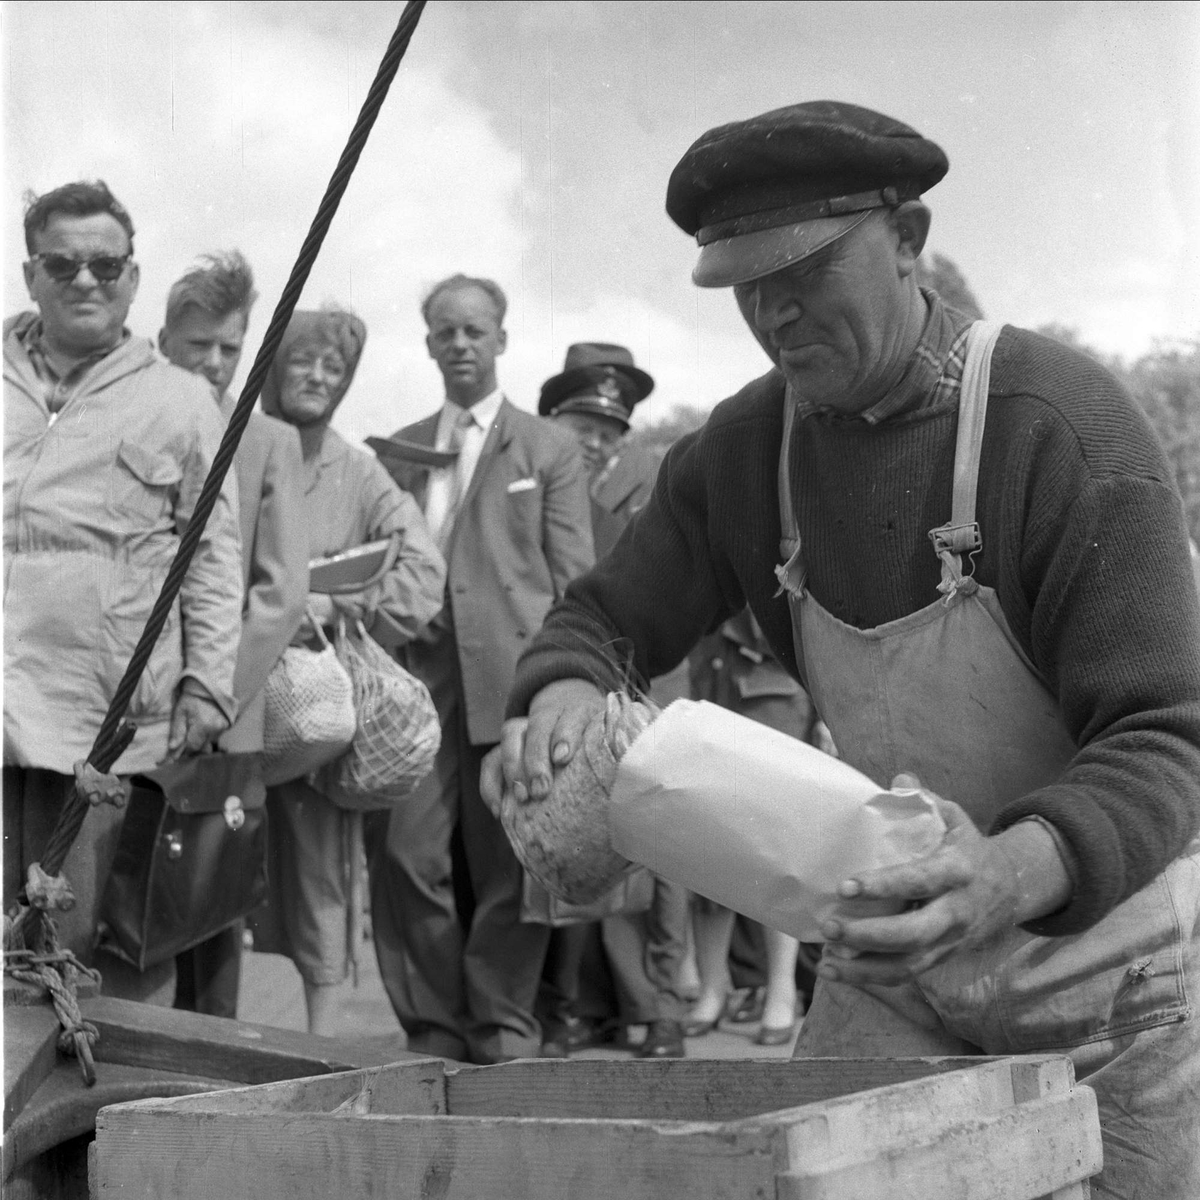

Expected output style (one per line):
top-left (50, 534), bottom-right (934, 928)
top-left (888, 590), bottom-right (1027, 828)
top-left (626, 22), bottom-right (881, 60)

top-left (550, 398), bottom-right (631, 427)
top-left (692, 211), bottom-right (871, 288)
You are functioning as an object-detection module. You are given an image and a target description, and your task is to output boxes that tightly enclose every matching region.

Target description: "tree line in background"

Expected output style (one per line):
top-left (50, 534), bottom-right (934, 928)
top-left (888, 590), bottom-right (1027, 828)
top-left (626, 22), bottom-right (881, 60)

top-left (630, 254), bottom-right (1200, 544)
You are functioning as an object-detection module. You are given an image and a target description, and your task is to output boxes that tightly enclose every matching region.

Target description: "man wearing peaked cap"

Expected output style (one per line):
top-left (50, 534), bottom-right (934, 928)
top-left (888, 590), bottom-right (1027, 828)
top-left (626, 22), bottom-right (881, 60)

top-left (539, 342), bottom-right (654, 423)
top-left (539, 343), bottom-right (658, 556)
top-left (536, 343), bottom-right (692, 1062)
top-left (498, 101), bottom-right (1200, 1197)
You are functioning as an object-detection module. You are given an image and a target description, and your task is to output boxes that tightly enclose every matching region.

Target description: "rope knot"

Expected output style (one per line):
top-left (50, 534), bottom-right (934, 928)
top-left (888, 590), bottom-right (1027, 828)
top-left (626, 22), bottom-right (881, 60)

top-left (26, 862), bottom-right (76, 912)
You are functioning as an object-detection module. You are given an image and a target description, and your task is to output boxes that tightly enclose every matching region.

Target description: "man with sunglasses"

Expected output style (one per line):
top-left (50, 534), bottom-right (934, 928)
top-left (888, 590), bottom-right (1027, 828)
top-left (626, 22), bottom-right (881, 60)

top-left (4, 180), bottom-right (244, 1003)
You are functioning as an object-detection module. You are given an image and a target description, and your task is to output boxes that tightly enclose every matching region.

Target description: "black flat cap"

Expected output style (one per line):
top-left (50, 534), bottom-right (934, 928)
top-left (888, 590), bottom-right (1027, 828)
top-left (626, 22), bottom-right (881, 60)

top-left (538, 343), bottom-right (654, 426)
top-left (666, 100), bottom-right (948, 287)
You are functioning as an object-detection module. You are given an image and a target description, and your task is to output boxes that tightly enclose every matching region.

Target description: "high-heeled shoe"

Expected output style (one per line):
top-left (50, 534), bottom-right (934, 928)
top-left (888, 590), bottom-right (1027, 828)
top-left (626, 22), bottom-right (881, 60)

top-left (682, 1012), bottom-right (721, 1037)
top-left (682, 989), bottom-right (736, 1037)
top-left (753, 1020), bottom-right (798, 1047)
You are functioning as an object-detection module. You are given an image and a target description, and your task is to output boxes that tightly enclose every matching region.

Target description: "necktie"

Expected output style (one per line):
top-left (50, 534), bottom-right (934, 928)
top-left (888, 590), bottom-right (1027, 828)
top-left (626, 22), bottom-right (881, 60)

top-left (437, 407), bottom-right (475, 553)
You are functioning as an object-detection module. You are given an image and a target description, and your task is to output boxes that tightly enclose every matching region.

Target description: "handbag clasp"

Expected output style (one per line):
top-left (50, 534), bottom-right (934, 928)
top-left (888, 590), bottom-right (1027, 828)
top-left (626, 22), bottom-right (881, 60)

top-left (223, 795), bottom-right (245, 831)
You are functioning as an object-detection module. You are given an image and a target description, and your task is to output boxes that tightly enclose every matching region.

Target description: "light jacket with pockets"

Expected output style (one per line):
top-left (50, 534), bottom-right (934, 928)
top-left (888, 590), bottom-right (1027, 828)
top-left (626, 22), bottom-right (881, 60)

top-left (3, 312), bottom-right (244, 774)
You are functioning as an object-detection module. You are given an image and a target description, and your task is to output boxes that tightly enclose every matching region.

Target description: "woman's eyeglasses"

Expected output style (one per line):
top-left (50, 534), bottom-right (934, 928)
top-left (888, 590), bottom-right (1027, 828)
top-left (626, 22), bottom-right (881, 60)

top-left (29, 253), bottom-right (132, 284)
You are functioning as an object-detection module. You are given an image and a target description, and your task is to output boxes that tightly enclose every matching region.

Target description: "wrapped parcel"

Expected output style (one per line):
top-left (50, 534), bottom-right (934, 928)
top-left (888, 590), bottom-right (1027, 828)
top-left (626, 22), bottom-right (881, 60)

top-left (608, 699), bottom-right (947, 941)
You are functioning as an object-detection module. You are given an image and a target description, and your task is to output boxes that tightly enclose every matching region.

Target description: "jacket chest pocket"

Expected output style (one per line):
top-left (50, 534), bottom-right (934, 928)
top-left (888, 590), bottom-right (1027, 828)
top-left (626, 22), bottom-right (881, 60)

top-left (112, 441), bottom-right (183, 527)
top-left (503, 477), bottom-right (543, 546)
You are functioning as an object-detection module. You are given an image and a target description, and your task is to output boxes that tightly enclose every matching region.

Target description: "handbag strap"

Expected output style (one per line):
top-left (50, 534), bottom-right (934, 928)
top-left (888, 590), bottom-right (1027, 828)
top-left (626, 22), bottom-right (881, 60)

top-left (305, 605), bottom-right (333, 648)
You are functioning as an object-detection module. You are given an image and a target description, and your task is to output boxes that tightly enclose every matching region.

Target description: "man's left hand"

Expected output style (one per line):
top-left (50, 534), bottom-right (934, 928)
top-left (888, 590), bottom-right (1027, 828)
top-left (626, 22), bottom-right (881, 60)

top-left (816, 776), bottom-right (1071, 986)
top-left (167, 688), bottom-right (229, 758)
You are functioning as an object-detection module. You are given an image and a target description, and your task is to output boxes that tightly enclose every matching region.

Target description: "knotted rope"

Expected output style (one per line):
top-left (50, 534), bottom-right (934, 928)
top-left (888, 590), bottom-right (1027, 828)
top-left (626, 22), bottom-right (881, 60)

top-left (4, 0), bottom-right (428, 1081)
top-left (4, 915), bottom-right (102, 1085)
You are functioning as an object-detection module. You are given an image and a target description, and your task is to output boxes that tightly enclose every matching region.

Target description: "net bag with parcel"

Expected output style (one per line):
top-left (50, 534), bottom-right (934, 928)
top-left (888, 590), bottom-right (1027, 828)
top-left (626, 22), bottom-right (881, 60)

top-left (503, 696), bottom-right (946, 942)
top-left (260, 617), bottom-right (357, 788)
top-left (318, 619), bottom-right (441, 811)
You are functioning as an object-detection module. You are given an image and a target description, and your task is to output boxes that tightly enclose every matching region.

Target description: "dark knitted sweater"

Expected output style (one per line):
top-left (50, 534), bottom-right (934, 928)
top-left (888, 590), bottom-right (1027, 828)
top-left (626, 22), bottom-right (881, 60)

top-left (509, 322), bottom-right (1200, 936)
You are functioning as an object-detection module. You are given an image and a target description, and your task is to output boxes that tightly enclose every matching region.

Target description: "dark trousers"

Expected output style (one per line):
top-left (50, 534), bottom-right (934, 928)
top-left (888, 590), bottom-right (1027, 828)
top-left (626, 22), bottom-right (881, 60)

top-left (573, 878), bottom-right (689, 1025)
top-left (365, 626), bottom-right (549, 1063)
top-left (174, 923), bottom-right (243, 1019)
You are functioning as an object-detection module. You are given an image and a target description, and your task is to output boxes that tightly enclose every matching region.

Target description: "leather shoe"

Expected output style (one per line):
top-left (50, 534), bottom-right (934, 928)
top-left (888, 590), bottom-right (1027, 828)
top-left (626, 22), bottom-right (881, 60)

top-left (540, 1020), bottom-right (571, 1058)
top-left (567, 1017), bottom-right (621, 1050)
top-left (637, 1019), bottom-right (686, 1058)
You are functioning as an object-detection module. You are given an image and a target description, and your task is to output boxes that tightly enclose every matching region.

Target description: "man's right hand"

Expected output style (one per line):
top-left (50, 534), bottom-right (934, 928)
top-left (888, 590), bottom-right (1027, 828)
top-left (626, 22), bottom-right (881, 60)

top-left (497, 678), bottom-right (606, 805)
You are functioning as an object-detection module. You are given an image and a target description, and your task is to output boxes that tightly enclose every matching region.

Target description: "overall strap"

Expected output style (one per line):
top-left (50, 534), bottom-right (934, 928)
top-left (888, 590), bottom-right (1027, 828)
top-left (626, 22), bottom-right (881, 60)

top-left (928, 320), bottom-right (1005, 600)
top-left (774, 388), bottom-right (806, 598)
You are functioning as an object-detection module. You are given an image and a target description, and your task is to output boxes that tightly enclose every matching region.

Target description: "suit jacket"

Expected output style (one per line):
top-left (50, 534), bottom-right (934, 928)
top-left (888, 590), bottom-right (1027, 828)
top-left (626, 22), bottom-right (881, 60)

top-left (219, 407), bottom-right (309, 753)
top-left (590, 440), bottom-right (660, 560)
top-left (385, 398), bottom-right (594, 745)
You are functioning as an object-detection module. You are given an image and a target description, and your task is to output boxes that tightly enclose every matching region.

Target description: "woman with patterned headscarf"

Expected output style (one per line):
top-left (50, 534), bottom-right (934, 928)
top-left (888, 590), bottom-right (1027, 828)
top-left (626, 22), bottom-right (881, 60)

top-left (251, 307), bottom-right (446, 1034)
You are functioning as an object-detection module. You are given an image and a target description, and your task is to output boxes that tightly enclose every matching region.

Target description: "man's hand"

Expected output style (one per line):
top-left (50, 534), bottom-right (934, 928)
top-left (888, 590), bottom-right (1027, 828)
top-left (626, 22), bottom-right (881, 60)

top-left (167, 687), bottom-right (229, 759)
top-left (497, 678), bottom-right (606, 804)
top-left (816, 775), bottom-right (1072, 986)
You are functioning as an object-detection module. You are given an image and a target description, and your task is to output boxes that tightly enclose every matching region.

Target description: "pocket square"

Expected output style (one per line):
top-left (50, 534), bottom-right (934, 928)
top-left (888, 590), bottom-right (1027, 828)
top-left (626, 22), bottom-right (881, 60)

top-left (507, 477), bottom-right (539, 494)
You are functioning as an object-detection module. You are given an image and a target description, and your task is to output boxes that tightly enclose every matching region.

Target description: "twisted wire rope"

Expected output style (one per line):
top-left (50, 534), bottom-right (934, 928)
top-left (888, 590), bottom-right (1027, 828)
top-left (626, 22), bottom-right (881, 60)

top-left (13, 0), bottom-right (428, 945)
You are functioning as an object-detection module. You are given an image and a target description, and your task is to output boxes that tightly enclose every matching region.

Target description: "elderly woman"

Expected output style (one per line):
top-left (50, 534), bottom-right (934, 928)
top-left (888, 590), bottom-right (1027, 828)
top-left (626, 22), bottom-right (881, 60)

top-left (252, 307), bottom-right (445, 1034)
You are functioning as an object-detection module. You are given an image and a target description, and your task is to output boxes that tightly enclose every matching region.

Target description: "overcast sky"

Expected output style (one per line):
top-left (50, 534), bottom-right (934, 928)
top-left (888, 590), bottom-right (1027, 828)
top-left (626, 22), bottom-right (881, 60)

top-left (5, 1), bottom-right (1198, 443)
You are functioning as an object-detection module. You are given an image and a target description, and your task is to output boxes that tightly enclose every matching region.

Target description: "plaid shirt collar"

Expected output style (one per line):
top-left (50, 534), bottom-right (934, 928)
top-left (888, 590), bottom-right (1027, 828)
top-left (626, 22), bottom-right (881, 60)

top-left (787, 289), bottom-right (974, 426)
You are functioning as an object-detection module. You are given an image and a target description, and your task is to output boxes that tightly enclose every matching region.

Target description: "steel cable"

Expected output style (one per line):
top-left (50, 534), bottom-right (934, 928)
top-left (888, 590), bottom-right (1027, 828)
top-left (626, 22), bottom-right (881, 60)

top-left (19, 0), bottom-right (428, 928)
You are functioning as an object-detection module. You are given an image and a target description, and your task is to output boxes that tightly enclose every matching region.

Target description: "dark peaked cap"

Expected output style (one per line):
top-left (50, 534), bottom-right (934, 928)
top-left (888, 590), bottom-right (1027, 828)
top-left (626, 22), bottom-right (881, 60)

top-left (666, 101), bottom-right (948, 287)
top-left (538, 342), bottom-right (654, 424)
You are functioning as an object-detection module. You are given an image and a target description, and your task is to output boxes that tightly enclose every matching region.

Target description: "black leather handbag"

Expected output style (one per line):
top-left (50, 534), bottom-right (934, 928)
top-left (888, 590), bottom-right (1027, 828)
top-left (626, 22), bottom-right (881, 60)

top-left (98, 752), bottom-right (268, 971)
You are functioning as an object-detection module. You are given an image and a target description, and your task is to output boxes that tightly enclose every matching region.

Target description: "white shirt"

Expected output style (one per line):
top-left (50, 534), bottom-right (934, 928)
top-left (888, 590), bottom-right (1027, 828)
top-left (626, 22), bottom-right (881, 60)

top-left (423, 387), bottom-right (504, 543)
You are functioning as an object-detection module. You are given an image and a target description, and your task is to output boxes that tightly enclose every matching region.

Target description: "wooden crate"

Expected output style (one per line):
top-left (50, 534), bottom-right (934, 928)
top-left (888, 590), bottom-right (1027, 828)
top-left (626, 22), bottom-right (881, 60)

top-left (92, 1055), bottom-right (1101, 1199)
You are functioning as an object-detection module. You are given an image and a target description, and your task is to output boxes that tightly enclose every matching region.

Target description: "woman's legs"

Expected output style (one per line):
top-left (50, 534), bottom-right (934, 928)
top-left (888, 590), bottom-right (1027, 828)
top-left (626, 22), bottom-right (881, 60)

top-left (685, 901), bottom-right (736, 1029)
top-left (303, 978), bottom-right (342, 1037)
top-left (761, 925), bottom-right (800, 1031)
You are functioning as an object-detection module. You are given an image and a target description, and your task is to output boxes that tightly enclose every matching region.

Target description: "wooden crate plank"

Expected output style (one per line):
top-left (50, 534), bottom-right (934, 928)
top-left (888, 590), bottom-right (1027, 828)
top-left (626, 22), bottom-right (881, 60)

top-left (771, 1057), bottom-right (1064, 1167)
top-left (777, 1089), bottom-right (1102, 1200)
top-left (103, 1060), bottom-right (448, 1117)
top-left (80, 995), bottom-right (419, 1085)
top-left (3, 1057), bottom-right (240, 1182)
top-left (94, 1111), bottom-right (781, 1200)
top-left (445, 1056), bottom-right (983, 1121)
top-left (4, 1004), bottom-right (62, 1131)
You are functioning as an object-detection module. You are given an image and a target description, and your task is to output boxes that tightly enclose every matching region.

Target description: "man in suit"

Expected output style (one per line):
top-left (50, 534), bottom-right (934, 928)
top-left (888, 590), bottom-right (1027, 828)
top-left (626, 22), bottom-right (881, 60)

top-left (367, 274), bottom-right (594, 1063)
top-left (159, 250), bottom-right (308, 1018)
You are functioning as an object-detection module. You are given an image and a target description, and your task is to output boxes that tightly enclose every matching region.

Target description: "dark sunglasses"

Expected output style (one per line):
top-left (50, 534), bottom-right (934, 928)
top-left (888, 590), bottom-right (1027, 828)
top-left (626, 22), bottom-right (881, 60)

top-left (29, 252), bottom-right (132, 284)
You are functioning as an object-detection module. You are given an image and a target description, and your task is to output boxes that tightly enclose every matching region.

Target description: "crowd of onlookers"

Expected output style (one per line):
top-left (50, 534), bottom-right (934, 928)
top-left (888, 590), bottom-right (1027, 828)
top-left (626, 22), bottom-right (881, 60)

top-left (3, 178), bottom-right (819, 1062)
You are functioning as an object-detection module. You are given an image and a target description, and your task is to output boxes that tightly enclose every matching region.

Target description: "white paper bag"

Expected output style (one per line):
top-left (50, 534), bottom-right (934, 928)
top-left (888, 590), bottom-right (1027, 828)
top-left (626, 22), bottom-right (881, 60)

top-left (607, 699), bottom-right (946, 941)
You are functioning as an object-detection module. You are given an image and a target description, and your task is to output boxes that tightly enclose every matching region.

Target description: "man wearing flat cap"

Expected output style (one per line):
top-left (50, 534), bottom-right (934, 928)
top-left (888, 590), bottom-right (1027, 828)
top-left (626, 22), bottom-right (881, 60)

top-left (495, 102), bottom-right (1200, 1196)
